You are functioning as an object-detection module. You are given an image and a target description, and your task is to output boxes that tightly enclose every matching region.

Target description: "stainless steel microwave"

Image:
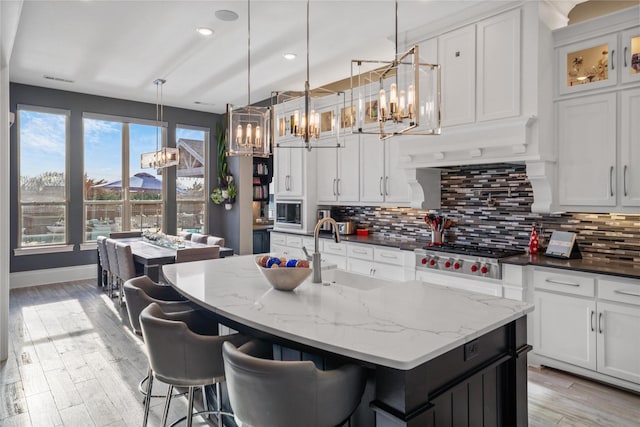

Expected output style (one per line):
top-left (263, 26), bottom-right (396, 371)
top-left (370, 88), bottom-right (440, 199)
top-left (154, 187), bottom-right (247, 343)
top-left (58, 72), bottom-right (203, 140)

top-left (275, 200), bottom-right (303, 229)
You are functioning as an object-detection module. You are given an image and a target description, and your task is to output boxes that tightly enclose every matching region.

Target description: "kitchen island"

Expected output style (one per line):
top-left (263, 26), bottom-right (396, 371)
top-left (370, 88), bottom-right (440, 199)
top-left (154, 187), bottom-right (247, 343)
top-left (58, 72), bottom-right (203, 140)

top-left (163, 255), bottom-right (533, 427)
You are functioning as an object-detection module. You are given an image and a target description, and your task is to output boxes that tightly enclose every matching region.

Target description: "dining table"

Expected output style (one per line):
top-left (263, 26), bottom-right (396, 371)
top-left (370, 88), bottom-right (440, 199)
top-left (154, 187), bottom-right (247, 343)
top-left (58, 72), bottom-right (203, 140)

top-left (97, 237), bottom-right (234, 285)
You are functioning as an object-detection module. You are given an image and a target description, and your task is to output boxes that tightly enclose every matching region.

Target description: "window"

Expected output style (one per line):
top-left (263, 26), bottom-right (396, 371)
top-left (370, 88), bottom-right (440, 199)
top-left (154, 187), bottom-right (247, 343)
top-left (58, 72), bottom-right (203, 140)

top-left (83, 114), bottom-right (165, 241)
top-left (176, 126), bottom-right (209, 234)
top-left (18, 106), bottom-right (69, 247)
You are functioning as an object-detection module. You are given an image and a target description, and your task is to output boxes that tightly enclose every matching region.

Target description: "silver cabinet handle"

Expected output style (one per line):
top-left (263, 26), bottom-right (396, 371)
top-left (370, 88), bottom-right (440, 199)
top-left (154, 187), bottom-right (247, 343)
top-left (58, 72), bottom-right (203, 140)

top-left (611, 49), bottom-right (615, 70)
top-left (385, 176), bottom-right (389, 196)
top-left (286, 175), bottom-right (290, 191)
top-left (598, 312), bottom-right (603, 334)
top-left (614, 289), bottom-right (640, 298)
top-left (610, 166), bottom-right (614, 197)
top-left (545, 278), bottom-right (580, 287)
top-left (352, 249), bottom-right (368, 255)
top-left (337, 178), bottom-right (341, 196)
top-left (380, 253), bottom-right (398, 259)
top-left (379, 177), bottom-right (384, 196)
top-left (590, 310), bottom-right (595, 332)
top-left (624, 46), bottom-right (628, 67)
top-left (624, 165), bottom-right (628, 197)
top-left (333, 178), bottom-right (337, 196)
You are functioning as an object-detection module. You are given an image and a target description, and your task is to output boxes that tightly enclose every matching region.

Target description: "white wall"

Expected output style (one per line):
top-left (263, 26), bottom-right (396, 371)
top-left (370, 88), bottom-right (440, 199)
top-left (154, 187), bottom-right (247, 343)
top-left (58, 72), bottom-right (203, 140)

top-left (1, 0), bottom-right (24, 362)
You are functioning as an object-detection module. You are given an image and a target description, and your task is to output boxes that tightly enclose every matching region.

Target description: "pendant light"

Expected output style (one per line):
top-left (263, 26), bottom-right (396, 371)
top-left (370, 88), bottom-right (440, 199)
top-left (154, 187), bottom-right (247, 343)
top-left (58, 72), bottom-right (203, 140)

top-left (140, 79), bottom-right (179, 169)
top-left (350, 0), bottom-right (441, 140)
top-left (227, 0), bottom-right (271, 157)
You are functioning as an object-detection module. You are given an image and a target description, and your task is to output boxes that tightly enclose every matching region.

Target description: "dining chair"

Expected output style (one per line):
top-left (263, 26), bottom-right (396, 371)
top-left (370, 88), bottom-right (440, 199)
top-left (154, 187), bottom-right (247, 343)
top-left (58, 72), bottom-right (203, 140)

top-left (115, 242), bottom-right (139, 306)
top-left (175, 246), bottom-right (220, 263)
top-left (105, 238), bottom-right (120, 298)
top-left (206, 235), bottom-right (225, 247)
top-left (96, 236), bottom-right (111, 291)
top-left (222, 339), bottom-right (367, 427)
top-left (140, 303), bottom-right (248, 427)
top-left (110, 230), bottom-right (142, 239)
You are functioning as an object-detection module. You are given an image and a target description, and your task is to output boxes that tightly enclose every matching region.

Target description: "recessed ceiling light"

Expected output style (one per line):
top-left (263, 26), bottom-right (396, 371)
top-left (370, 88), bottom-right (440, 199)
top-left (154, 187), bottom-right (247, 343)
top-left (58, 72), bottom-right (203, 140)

top-left (215, 9), bottom-right (239, 21)
top-left (196, 27), bottom-right (214, 36)
top-left (283, 53), bottom-right (297, 60)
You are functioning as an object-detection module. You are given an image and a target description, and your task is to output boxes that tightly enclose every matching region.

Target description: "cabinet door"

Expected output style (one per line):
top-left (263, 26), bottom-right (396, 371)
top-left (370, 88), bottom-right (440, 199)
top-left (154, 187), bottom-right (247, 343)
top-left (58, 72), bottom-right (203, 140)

top-left (438, 25), bottom-right (476, 127)
top-left (359, 135), bottom-right (385, 203)
top-left (287, 147), bottom-right (304, 198)
top-left (337, 136), bottom-right (360, 203)
top-left (347, 257), bottom-right (374, 277)
top-left (477, 9), bottom-right (520, 122)
top-left (621, 27), bottom-right (640, 84)
top-left (557, 34), bottom-right (617, 95)
top-left (596, 301), bottom-right (640, 384)
top-left (316, 146), bottom-right (338, 203)
top-left (533, 291), bottom-right (596, 370)
top-left (557, 93), bottom-right (617, 207)
top-left (621, 88), bottom-right (640, 206)
top-left (274, 146), bottom-right (291, 197)
top-left (373, 263), bottom-right (404, 281)
top-left (384, 138), bottom-right (410, 204)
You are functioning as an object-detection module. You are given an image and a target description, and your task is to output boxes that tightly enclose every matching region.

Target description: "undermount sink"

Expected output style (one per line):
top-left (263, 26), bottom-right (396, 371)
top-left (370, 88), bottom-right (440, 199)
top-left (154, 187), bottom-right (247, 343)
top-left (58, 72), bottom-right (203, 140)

top-left (320, 269), bottom-right (390, 291)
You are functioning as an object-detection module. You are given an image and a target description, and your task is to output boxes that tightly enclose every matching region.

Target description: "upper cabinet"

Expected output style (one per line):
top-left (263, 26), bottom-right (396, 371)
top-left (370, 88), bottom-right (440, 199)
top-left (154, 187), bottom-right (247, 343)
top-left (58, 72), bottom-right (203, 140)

top-left (557, 34), bottom-right (618, 95)
top-left (359, 135), bottom-right (411, 205)
top-left (432, 8), bottom-right (521, 128)
top-left (621, 27), bottom-right (640, 85)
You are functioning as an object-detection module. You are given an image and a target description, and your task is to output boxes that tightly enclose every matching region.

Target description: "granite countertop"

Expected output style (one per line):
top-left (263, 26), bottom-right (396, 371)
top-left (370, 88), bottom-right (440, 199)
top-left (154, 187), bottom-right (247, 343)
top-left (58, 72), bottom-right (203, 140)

top-left (271, 229), bottom-right (425, 252)
top-left (253, 224), bottom-right (273, 231)
top-left (163, 255), bottom-right (533, 370)
top-left (503, 254), bottom-right (640, 280)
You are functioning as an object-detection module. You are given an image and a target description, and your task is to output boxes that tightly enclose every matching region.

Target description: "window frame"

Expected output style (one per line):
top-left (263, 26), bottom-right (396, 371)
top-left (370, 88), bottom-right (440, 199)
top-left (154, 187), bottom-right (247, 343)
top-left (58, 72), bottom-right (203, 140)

top-left (16, 104), bottom-right (71, 248)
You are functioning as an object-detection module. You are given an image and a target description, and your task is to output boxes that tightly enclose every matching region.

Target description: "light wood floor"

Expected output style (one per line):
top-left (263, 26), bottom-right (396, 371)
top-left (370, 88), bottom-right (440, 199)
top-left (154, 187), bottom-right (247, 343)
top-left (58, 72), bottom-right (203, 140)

top-left (1, 280), bottom-right (640, 427)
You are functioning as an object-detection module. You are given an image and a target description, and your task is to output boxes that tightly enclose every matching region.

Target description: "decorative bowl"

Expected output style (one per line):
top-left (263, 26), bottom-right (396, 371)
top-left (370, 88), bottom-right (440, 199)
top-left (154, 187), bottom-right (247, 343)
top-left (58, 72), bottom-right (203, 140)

top-left (255, 256), bottom-right (311, 291)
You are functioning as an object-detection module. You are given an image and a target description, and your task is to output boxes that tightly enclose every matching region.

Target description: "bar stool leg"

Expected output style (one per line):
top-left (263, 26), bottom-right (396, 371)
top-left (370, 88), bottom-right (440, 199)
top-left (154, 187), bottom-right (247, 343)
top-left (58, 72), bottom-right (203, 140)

top-left (215, 382), bottom-right (222, 427)
top-left (142, 370), bottom-right (154, 427)
top-left (161, 385), bottom-right (174, 427)
top-left (186, 386), bottom-right (195, 427)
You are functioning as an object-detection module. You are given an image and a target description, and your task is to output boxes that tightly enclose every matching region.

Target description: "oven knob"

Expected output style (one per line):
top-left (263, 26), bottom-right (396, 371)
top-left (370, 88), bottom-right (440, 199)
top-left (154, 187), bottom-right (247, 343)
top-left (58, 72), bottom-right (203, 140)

top-left (480, 265), bottom-right (489, 275)
top-left (444, 259), bottom-right (452, 269)
top-left (470, 263), bottom-right (479, 273)
top-left (421, 257), bottom-right (427, 265)
top-left (453, 260), bottom-right (462, 270)
top-left (429, 257), bottom-right (438, 267)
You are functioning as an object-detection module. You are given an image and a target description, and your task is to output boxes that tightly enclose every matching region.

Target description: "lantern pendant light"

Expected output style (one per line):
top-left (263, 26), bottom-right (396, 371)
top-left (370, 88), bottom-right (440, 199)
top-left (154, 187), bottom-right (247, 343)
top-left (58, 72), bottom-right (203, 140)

top-left (141, 79), bottom-right (180, 169)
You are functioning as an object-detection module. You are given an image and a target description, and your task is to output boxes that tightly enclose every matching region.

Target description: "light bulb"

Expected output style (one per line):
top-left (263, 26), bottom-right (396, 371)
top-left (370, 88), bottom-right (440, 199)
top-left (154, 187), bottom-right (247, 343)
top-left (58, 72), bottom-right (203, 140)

top-left (389, 83), bottom-right (398, 116)
top-left (399, 90), bottom-right (406, 117)
top-left (407, 84), bottom-right (415, 118)
top-left (293, 111), bottom-right (300, 135)
top-left (246, 123), bottom-right (252, 146)
top-left (379, 89), bottom-right (387, 119)
top-left (236, 124), bottom-right (243, 145)
top-left (255, 125), bottom-right (261, 146)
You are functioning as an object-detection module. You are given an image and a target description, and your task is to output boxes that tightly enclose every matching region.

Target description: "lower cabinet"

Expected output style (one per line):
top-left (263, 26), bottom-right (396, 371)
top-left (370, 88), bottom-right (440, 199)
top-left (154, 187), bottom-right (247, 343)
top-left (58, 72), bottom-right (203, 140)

top-left (252, 229), bottom-right (271, 254)
top-left (532, 267), bottom-right (640, 387)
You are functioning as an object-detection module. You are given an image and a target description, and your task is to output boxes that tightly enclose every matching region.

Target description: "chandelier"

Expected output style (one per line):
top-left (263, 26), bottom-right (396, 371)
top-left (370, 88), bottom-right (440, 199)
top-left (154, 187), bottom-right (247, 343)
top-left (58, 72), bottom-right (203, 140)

top-left (350, 0), bottom-right (441, 140)
top-left (227, 0), bottom-right (271, 157)
top-left (140, 79), bottom-right (179, 169)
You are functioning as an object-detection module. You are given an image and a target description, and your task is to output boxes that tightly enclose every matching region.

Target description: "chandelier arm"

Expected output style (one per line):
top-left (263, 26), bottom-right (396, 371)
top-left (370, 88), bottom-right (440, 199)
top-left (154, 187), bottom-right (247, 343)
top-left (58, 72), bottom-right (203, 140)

top-left (247, 0), bottom-right (251, 106)
top-left (304, 0), bottom-right (310, 145)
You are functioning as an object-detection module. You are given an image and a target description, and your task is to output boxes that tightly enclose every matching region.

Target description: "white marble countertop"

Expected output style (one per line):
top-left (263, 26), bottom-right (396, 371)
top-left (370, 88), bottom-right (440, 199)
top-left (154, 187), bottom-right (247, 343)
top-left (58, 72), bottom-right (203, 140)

top-left (162, 255), bottom-right (533, 370)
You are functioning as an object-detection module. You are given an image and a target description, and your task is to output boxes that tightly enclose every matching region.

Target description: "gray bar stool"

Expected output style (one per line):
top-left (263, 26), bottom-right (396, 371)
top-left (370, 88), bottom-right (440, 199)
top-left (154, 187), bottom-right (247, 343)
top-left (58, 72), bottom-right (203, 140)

top-left (140, 303), bottom-right (248, 427)
top-left (96, 236), bottom-right (111, 290)
top-left (123, 276), bottom-right (193, 426)
top-left (222, 340), bottom-right (367, 427)
top-left (105, 238), bottom-right (120, 298)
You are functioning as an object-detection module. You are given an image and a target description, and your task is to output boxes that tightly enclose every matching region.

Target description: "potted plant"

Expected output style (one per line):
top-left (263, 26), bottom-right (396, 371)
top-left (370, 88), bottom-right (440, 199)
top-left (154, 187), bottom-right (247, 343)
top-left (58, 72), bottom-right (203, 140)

top-left (224, 181), bottom-right (237, 210)
top-left (210, 124), bottom-right (237, 208)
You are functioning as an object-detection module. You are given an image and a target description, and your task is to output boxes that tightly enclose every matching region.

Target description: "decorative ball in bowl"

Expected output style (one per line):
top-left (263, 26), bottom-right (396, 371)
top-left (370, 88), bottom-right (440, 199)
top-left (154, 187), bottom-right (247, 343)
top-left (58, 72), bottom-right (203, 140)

top-left (255, 255), bottom-right (311, 291)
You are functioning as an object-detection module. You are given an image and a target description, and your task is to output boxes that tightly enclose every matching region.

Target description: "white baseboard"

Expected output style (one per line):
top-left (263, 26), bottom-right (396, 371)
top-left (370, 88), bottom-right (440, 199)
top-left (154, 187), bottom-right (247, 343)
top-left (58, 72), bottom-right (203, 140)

top-left (10, 264), bottom-right (96, 289)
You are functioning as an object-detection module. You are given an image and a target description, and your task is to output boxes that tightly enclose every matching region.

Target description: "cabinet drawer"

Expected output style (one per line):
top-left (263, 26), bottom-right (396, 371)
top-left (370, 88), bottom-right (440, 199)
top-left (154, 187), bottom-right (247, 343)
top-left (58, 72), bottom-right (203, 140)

top-left (323, 241), bottom-right (346, 256)
top-left (271, 233), bottom-right (286, 245)
top-left (374, 248), bottom-right (403, 265)
top-left (598, 277), bottom-right (640, 306)
top-left (286, 235), bottom-right (303, 248)
top-left (533, 268), bottom-right (595, 297)
top-left (302, 237), bottom-right (315, 250)
top-left (347, 244), bottom-right (374, 260)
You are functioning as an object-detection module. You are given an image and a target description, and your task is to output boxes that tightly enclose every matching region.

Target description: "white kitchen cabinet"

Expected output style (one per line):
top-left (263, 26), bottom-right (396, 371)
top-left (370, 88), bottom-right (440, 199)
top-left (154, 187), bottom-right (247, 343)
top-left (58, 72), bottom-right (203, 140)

top-left (620, 88), bottom-right (640, 206)
top-left (316, 135), bottom-right (359, 204)
top-left (476, 9), bottom-right (521, 122)
top-left (533, 290), bottom-right (597, 370)
top-left (438, 25), bottom-right (476, 127)
top-left (621, 27), bottom-right (640, 85)
top-left (532, 267), bottom-right (640, 389)
top-left (346, 243), bottom-right (407, 281)
top-left (557, 93), bottom-right (617, 207)
top-left (359, 134), bottom-right (410, 205)
top-left (274, 143), bottom-right (304, 198)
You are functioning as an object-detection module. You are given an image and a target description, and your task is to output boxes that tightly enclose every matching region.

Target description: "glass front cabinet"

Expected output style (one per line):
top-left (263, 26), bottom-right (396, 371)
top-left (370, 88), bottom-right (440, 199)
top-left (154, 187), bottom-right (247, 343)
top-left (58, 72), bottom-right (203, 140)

top-left (558, 34), bottom-right (617, 95)
top-left (622, 27), bottom-right (640, 84)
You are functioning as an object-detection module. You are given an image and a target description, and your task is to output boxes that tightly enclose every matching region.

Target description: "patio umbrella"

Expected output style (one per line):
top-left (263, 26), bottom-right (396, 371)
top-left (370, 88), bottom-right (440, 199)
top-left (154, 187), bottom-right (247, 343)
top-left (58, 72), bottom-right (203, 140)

top-left (92, 172), bottom-right (185, 193)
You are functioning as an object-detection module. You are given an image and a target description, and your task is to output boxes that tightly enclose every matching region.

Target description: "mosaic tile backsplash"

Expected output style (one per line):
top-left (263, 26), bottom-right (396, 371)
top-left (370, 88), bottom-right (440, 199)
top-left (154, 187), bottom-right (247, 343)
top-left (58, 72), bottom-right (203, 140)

top-left (332, 163), bottom-right (640, 265)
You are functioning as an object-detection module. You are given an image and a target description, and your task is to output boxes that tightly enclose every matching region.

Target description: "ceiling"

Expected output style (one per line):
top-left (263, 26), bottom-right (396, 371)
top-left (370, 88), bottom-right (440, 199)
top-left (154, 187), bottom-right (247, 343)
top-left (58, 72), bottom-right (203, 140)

top-left (10, 0), bottom-right (488, 114)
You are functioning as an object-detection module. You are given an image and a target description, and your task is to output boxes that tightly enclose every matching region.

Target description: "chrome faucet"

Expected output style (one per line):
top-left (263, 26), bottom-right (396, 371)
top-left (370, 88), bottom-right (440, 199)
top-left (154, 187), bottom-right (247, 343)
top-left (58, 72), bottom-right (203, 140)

top-left (302, 217), bottom-right (340, 283)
